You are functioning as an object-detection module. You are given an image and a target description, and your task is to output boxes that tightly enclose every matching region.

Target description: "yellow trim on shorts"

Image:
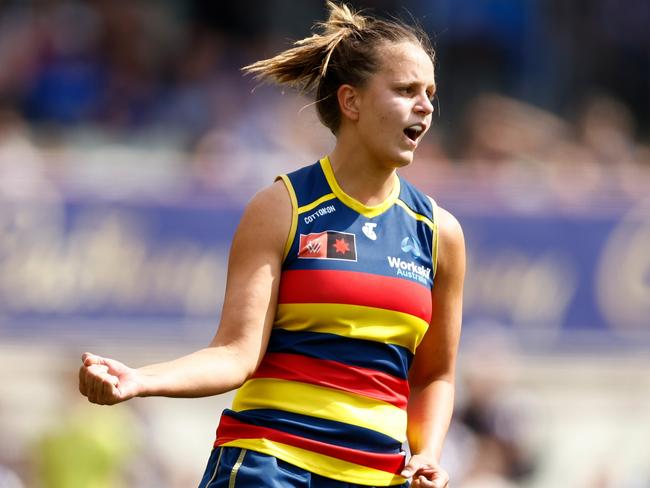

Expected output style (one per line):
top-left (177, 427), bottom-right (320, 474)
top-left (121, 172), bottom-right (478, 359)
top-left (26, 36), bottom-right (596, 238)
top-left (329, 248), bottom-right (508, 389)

top-left (228, 449), bottom-right (247, 488)
top-left (205, 448), bottom-right (224, 486)
top-left (220, 438), bottom-right (408, 486)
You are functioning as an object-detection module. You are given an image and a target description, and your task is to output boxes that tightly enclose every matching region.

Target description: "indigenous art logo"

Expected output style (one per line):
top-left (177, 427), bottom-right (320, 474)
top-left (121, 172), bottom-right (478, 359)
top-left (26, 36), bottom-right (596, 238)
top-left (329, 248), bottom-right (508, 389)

top-left (362, 222), bottom-right (378, 241)
top-left (299, 231), bottom-right (357, 261)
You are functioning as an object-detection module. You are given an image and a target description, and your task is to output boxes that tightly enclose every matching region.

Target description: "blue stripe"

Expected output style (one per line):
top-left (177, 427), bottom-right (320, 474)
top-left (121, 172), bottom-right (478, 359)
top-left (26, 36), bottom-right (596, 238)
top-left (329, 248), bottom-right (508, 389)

top-left (222, 409), bottom-right (402, 454)
top-left (397, 177), bottom-right (434, 222)
top-left (286, 161), bottom-right (332, 208)
top-left (266, 329), bottom-right (413, 379)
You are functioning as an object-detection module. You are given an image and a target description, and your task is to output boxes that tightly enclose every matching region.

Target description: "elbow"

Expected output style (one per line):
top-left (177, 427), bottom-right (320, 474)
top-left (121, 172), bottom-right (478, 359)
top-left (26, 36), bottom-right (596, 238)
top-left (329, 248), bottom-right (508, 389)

top-left (409, 367), bottom-right (456, 391)
top-left (226, 356), bottom-right (258, 389)
top-left (207, 343), bottom-right (260, 391)
top-left (239, 363), bottom-right (258, 385)
top-left (236, 350), bottom-right (264, 386)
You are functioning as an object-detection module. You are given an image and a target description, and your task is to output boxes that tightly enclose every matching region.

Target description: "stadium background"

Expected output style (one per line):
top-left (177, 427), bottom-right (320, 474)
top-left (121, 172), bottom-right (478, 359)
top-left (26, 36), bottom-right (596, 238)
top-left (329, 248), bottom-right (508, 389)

top-left (0, 1), bottom-right (648, 487)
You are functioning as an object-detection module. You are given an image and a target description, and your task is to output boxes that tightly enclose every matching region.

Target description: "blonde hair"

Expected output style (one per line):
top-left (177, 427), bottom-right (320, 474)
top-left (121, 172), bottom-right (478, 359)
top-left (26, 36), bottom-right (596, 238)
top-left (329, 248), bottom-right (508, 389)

top-left (243, 1), bottom-right (434, 134)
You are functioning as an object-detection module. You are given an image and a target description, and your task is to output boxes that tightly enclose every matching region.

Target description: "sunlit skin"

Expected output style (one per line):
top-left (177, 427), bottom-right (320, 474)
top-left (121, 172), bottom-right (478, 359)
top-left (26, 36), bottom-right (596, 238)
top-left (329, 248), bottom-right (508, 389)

top-left (329, 41), bottom-right (436, 206)
top-left (324, 43), bottom-right (460, 488)
top-left (79, 38), bottom-right (461, 488)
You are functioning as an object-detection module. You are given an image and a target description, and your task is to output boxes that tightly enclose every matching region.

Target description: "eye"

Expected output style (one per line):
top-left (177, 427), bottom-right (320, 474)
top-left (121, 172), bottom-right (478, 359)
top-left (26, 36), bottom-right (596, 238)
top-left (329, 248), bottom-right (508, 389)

top-left (397, 86), bottom-right (414, 96)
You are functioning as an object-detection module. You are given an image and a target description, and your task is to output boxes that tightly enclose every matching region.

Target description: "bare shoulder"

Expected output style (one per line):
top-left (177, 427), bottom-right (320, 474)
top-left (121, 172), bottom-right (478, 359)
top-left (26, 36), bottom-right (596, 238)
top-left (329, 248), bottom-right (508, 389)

top-left (246, 179), bottom-right (292, 215)
top-left (234, 180), bottom-right (293, 253)
top-left (435, 205), bottom-right (465, 277)
top-left (436, 206), bottom-right (464, 245)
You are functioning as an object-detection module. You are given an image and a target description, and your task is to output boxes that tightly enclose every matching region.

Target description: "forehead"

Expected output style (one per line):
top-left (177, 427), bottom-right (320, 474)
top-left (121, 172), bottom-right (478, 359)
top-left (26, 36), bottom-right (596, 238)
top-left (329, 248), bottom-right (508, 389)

top-left (376, 41), bottom-right (435, 84)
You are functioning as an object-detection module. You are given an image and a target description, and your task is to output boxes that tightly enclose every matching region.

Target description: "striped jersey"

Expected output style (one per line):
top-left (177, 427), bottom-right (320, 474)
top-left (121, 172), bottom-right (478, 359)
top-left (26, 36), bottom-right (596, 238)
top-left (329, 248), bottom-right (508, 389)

top-left (214, 156), bottom-right (438, 486)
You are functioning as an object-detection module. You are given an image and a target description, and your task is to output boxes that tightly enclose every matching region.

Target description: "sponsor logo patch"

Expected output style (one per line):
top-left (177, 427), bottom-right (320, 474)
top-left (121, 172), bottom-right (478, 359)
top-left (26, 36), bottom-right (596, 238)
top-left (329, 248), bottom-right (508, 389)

top-left (303, 204), bottom-right (336, 224)
top-left (299, 231), bottom-right (357, 261)
top-left (362, 222), bottom-right (378, 240)
top-left (401, 236), bottom-right (421, 257)
top-left (387, 256), bottom-right (431, 284)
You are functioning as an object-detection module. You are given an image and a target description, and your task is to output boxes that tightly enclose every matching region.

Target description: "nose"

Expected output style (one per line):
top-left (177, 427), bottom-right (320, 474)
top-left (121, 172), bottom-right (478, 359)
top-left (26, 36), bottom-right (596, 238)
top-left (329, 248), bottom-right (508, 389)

top-left (415, 92), bottom-right (434, 116)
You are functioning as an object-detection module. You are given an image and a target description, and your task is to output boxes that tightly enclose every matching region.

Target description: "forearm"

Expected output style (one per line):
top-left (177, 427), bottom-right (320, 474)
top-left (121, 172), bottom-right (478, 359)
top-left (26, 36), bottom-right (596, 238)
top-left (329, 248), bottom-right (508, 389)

top-left (137, 345), bottom-right (253, 398)
top-left (406, 378), bottom-right (455, 462)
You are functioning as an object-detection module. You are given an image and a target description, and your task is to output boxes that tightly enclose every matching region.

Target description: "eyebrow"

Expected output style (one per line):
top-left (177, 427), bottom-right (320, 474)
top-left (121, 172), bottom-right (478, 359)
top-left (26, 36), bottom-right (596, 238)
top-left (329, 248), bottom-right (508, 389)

top-left (393, 79), bottom-right (436, 90)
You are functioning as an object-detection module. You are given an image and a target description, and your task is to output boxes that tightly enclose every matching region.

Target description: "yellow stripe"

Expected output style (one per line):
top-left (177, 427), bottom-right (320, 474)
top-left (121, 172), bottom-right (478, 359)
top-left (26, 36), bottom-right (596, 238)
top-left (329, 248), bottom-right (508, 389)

top-left (228, 449), bottom-right (247, 488)
top-left (394, 199), bottom-right (434, 230)
top-left (232, 378), bottom-right (407, 441)
top-left (429, 196), bottom-right (439, 279)
top-left (297, 193), bottom-right (337, 215)
top-left (320, 156), bottom-right (400, 218)
top-left (221, 439), bottom-right (407, 486)
top-left (432, 221), bottom-right (439, 279)
top-left (205, 448), bottom-right (224, 486)
top-left (277, 175), bottom-right (298, 261)
top-left (275, 303), bottom-right (428, 353)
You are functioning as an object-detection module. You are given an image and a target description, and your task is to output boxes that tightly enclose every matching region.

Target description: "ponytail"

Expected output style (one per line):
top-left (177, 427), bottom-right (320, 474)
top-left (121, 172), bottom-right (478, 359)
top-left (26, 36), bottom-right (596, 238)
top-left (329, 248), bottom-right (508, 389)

top-left (243, 1), bottom-right (433, 134)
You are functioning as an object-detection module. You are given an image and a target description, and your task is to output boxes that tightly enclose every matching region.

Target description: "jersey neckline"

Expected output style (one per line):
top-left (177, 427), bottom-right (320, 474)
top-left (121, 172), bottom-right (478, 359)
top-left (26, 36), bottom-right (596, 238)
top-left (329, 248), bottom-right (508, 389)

top-left (320, 156), bottom-right (401, 218)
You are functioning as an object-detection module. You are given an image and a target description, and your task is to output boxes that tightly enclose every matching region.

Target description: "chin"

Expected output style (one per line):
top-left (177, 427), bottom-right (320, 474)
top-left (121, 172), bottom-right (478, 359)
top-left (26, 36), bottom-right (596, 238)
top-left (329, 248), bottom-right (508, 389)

top-left (391, 151), bottom-right (415, 168)
top-left (373, 145), bottom-right (415, 169)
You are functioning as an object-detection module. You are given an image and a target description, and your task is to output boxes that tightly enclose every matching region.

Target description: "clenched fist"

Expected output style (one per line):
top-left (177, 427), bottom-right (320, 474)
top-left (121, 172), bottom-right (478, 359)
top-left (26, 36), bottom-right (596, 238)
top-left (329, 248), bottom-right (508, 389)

top-left (78, 353), bottom-right (142, 405)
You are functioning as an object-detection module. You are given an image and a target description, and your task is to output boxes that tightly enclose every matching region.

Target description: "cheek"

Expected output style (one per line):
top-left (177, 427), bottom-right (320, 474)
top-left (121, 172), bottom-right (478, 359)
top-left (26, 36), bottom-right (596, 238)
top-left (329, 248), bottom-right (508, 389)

top-left (376, 114), bottom-right (391, 128)
top-left (365, 114), bottom-right (395, 142)
top-left (359, 96), bottom-right (403, 139)
top-left (371, 103), bottom-right (400, 129)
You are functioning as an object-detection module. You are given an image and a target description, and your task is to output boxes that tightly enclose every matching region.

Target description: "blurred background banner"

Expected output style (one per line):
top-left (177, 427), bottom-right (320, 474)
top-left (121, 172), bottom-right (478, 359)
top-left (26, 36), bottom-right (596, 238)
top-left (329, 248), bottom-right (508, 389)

top-left (463, 203), bottom-right (650, 346)
top-left (2, 193), bottom-right (649, 348)
top-left (0, 196), bottom-right (240, 339)
top-left (0, 1), bottom-right (648, 487)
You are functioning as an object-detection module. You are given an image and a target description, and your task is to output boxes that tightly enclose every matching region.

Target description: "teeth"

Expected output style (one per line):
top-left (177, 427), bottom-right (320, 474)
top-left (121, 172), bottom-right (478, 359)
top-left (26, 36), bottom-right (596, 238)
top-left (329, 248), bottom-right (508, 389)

top-left (407, 124), bottom-right (423, 133)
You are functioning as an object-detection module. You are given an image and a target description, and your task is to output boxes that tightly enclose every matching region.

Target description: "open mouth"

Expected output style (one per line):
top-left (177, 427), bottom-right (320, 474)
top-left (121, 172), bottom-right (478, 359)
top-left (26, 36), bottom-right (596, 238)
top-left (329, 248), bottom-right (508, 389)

top-left (404, 124), bottom-right (424, 142)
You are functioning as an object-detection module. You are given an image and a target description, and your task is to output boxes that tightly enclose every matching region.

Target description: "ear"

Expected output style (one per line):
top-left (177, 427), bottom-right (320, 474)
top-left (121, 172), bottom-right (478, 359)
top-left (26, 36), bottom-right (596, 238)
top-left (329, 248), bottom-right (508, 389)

top-left (337, 84), bottom-right (361, 122)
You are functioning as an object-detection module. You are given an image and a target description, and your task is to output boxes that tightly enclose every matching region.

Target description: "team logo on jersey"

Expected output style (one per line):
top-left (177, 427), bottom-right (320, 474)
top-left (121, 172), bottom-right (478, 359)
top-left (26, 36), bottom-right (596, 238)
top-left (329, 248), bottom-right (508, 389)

top-left (299, 231), bottom-right (357, 261)
top-left (362, 222), bottom-right (378, 240)
top-left (401, 236), bottom-right (421, 257)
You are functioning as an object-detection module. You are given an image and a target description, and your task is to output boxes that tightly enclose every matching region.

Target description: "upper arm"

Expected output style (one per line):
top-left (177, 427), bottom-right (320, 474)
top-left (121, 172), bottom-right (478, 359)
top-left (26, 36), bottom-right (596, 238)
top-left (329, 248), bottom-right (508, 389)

top-left (209, 180), bottom-right (293, 376)
top-left (409, 206), bottom-right (466, 387)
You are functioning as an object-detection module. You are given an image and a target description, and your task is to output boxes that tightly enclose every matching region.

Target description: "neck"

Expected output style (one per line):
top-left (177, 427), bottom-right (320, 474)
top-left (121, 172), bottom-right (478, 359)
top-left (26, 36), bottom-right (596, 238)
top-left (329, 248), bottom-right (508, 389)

top-left (328, 136), bottom-right (398, 206)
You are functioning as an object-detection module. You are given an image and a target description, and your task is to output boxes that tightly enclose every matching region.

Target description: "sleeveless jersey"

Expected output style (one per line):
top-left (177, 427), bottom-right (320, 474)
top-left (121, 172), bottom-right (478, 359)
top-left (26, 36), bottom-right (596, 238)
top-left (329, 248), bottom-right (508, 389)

top-left (214, 156), bottom-right (439, 486)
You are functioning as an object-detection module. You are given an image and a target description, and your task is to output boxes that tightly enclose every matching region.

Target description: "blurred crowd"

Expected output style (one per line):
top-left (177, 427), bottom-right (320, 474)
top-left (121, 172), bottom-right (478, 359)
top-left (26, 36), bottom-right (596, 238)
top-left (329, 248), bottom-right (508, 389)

top-left (0, 0), bottom-right (647, 209)
top-left (1, 4), bottom-right (649, 487)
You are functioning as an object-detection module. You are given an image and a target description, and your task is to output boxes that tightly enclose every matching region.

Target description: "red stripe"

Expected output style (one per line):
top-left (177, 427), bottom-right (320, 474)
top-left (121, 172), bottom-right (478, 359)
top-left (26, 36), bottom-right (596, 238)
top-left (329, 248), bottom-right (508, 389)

top-left (215, 415), bottom-right (406, 473)
top-left (252, 353), bottom-right (409, 409)
top-left (278, 269), bottom-right (431, 322)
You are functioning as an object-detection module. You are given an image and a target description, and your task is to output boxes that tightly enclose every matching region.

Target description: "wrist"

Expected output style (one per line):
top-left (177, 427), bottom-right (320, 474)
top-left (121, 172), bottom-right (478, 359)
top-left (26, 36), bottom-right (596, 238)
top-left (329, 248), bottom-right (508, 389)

top-left (410, 449), bottom-right (440, 465)
top-left (134, 367), bottom-right (158, 397)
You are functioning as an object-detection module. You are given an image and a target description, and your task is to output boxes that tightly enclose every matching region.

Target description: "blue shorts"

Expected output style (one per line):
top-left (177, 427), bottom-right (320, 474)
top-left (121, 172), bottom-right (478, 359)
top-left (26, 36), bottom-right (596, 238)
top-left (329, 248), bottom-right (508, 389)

top-left (197, 447), bottom-right (410, 488)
